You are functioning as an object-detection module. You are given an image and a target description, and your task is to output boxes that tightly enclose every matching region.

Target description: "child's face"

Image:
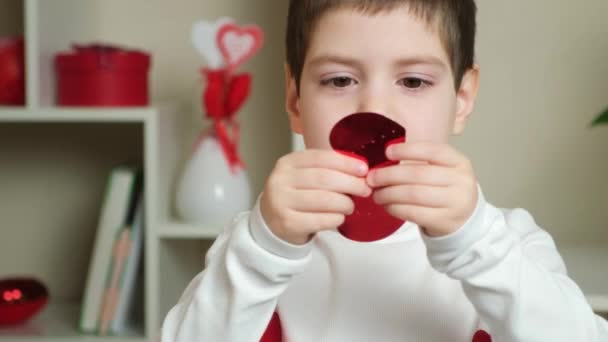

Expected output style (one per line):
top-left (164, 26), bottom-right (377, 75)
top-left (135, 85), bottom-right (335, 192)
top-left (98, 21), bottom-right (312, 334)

top-left (286, 6), bottom-right (479, 149)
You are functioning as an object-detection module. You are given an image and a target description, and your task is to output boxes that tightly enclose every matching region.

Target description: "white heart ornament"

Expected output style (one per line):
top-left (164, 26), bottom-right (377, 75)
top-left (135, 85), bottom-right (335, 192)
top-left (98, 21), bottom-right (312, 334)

top-left (191, 17), bottom-right (233, 69)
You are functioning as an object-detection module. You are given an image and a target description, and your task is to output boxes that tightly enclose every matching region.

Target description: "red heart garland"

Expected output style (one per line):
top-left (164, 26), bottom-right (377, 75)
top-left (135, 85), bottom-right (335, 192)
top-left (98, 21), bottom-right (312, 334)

top-left (330, 112), bottom-right (407, 242)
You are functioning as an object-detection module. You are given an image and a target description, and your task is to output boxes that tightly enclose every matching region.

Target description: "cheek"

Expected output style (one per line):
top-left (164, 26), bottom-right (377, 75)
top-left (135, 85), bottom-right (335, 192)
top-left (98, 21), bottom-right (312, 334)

top-left (298, 89), bottom-right (343, 149)
top-left (397, 94), bottom-right (455, 143)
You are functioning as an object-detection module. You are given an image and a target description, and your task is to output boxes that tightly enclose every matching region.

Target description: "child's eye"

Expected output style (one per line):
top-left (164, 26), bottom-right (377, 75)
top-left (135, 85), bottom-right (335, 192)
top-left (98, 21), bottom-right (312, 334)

top-left (321, 76), bottom-right (358, 88)
top-left (398, 77), bottom-right (431, 90)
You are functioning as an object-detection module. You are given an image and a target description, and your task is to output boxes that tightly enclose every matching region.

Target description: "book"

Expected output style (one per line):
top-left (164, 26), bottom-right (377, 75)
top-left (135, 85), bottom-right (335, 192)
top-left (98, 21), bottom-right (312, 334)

top-left (98, 187), bottom-right (145, 335)
top-left (98, 227), bottom-right (131, 336)
top-left (111, 196), bottom-right (145, 335)
top-left (79, 165), bottom-right (140, 334)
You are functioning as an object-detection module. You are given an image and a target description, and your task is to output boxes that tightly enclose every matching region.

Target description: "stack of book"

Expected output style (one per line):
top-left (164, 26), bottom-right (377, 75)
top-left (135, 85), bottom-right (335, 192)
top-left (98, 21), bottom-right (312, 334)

top-left (79, 164), bottom-right (145, 336)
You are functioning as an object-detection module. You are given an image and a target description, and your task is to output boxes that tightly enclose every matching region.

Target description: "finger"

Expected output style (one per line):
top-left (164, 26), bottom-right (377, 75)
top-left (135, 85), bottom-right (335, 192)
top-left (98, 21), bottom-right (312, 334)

top-left (291, 168), bottom-right (372, 197)
top-left (282, 150), bottom-right (368, 176)
top-left (289, 190), bottom-right (355, 215)
top-left (384, 204), bottom-right (439, 228)
top-left (367, 164), bottom-right (453, 188)
top-left (373, 184), bottom-right (449, 208)
top-left (291, 210), bottom-right (346, 232)
top-left (385, 142), bottom-right (465, 167)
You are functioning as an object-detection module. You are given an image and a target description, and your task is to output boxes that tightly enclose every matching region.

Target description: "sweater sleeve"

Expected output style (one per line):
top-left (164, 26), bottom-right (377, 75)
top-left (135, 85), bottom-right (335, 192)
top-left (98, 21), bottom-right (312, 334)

top-left (161, 196), bottom-right (313, 342)
top-left (421, 187), bottom-right (608, 341)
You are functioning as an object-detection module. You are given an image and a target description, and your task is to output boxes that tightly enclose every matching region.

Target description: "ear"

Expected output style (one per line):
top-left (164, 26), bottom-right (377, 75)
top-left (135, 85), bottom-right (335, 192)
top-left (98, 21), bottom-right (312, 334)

top-left (452, 64), bottom-right (480, 135)
top-left (285, 63), bottom-right (303, 134)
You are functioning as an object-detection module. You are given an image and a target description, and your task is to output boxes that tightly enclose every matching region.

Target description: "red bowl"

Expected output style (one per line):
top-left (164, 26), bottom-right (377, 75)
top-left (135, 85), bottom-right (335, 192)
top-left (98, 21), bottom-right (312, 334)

top-left (0, 278), bottom-right (49, 326)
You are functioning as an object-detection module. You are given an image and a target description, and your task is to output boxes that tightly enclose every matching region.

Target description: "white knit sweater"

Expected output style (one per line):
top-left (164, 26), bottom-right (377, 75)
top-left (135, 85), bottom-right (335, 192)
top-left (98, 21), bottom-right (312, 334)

top-left (161, 187), bottom-right (608, 341)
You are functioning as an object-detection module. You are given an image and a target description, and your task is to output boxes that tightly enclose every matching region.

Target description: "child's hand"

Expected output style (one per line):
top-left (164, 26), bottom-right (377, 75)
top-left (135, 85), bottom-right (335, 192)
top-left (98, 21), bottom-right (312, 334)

top-left (366, 142), bottom-right (478, 237)
top-left (260, 150), bottom-right (372, 245)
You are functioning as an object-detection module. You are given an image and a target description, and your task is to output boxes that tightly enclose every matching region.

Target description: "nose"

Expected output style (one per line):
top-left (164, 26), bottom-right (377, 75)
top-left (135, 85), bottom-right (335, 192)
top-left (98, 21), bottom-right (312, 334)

top-left (356, 81), bottom-right (389, 116)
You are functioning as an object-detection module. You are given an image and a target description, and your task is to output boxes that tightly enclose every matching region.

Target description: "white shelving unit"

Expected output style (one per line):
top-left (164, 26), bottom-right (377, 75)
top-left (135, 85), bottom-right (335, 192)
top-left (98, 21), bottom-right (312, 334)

top-left (0, 1), bottom-right (213, 341)
top-left (0, 103), bottom-right (193, 342)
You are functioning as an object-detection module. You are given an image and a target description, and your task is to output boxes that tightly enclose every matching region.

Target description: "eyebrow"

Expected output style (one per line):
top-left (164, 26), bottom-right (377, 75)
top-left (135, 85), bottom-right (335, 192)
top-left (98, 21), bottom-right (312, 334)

top-left (307, 55), bottom-right (364, 69)
top-left (307, 54), bottom-right (448, 70)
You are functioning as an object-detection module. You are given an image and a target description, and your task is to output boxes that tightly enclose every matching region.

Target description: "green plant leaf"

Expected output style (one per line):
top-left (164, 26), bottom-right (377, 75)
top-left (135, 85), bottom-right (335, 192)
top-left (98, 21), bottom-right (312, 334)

top-left (591, 107), bottom-right (608, 127)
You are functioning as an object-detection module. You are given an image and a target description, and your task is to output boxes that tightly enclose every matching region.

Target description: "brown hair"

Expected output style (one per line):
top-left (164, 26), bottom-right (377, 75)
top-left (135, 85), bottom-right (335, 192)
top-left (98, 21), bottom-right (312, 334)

top-left (286, 0), bottom-right (477, 90)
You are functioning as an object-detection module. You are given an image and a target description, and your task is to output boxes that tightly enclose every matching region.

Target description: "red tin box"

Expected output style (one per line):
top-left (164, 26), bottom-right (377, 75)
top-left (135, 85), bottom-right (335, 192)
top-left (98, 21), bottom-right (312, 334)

top-left (55, 44), bottom-right (151, 106)
top-left (0, 37), bottom-right (25, 106)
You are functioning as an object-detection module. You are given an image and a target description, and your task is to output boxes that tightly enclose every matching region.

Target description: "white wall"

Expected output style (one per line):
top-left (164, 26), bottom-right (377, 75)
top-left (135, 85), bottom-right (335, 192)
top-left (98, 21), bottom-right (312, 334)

top-left (454, 0), bottom-right (608, 243)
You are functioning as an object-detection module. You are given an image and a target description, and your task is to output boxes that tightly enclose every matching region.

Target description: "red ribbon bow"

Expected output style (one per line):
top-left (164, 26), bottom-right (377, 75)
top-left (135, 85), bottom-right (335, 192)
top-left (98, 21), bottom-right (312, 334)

top-left (201, 67), bottom-right (251, 173)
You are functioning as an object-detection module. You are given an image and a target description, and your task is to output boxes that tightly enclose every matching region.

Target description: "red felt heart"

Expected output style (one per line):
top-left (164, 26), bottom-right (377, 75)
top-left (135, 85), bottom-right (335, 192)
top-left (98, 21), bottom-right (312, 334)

top-left (330, 112), bottom-right (406, 242)
top-left (202, 68), bottom-right (227, 119)
top-left (225, 72), bottom-right (251, 119)
top-left (217, 24), bottom-right (264, 72)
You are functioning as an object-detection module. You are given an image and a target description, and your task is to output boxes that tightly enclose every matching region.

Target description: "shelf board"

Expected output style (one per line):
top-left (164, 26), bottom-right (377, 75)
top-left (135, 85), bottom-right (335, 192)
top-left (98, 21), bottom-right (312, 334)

top-left (0, 107), bottom-right (154, 123)
top-left (558, 240), bottom-right (608, 312)
top-left (0, 300), bottom-right (145, 341)
top-left (156, 220), bottom-right (221, 239)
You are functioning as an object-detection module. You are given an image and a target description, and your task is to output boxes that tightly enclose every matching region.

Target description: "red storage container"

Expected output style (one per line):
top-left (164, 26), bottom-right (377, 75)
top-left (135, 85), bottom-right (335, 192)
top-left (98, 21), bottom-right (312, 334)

top-left (55, 44), bottom-right (151, 106)
top-left (0, 37), bottom-right (25, 106)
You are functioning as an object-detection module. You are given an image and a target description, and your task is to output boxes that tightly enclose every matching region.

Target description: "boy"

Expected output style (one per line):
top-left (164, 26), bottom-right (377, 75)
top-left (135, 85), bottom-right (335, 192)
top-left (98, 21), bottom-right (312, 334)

top-left (162, 0), bottom-right (608, 341)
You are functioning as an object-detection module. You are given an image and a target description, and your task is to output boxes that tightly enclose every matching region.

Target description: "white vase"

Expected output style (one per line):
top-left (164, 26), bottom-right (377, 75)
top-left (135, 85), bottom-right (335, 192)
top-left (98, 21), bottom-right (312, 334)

top-left (175, 134), bottom-right (252, 228)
